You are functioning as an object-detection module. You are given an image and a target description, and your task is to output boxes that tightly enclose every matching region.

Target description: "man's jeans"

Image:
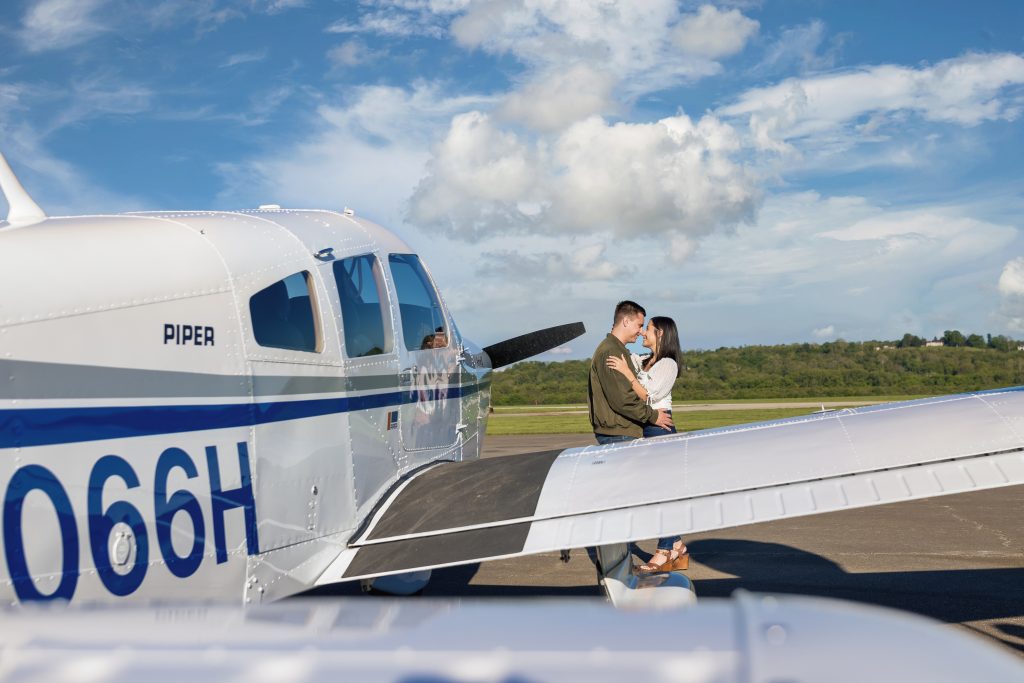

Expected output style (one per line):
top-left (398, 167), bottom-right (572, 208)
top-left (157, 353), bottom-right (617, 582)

top-left (594, 434), bottom-right (637, 445)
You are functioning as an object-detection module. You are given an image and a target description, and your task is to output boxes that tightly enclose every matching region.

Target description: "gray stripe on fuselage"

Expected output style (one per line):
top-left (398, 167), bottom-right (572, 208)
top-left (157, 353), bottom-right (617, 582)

top-left (0, 359), bottom-right (430, 399)
top-left (252, 374), bottom-right (398, 396)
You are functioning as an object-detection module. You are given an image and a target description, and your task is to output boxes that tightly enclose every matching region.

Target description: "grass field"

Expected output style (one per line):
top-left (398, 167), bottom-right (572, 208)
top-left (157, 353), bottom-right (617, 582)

top-left (487, 407), bottom-right (827, 435)
top-left (492, 395), bottom-right (926, 414)
top-left (485, 395), bottom-right (929, 435)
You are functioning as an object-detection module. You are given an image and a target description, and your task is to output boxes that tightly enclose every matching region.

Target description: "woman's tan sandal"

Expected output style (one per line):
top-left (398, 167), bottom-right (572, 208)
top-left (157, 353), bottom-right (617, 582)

top-left (669, 542), bottom-right (690, 571)
top-left (637, 549), bottom-right (675, 573)
top-left (669, 551), bottom-right (689, 571)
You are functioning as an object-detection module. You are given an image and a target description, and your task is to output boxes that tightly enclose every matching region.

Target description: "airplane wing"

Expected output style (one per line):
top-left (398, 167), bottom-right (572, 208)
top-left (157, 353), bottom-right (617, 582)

top-left (317, 386), bottom-right (1024, 584)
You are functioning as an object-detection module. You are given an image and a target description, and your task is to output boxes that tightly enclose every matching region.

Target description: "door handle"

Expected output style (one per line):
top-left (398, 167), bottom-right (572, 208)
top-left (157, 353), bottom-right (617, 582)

top-left (399, 366), bottom-right (418, 386)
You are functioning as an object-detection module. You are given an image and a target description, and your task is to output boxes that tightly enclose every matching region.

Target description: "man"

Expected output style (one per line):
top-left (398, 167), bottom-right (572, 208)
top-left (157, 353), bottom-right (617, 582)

top-left (588, 300), bottom-right (673, 444)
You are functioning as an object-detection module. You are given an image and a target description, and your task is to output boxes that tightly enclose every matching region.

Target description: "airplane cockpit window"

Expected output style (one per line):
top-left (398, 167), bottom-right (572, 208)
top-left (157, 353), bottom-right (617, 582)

top-left (249, 271), bottom-right (321, 352)
top-left (388, 254), bottom-right (448, 351)
top-left (333, 254), bottom-right (391, 358)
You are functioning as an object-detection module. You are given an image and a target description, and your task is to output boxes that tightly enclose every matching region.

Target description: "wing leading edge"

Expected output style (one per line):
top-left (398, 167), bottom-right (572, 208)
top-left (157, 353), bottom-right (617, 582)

top-left (317, 387), bottom-right (1024, 585)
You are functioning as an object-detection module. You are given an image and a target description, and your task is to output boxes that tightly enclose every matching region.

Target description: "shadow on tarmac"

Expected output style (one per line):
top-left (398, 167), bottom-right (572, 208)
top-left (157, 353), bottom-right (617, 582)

top-left (306, 562), bottom-right (602, 598)
top-left (685, 539), bottom-right (1024, 654)
top-left (306, 538), bottom-right (1024, 653)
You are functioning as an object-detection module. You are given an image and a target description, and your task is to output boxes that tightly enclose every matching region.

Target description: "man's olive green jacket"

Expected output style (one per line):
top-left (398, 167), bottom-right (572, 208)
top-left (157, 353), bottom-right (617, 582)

top-left (588, 333), bottom-right (656, 437)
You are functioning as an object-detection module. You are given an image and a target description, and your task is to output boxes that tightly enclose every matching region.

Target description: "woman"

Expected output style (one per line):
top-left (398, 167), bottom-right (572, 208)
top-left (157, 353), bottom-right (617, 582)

top-left (606, 316), bottom-right (688, 572)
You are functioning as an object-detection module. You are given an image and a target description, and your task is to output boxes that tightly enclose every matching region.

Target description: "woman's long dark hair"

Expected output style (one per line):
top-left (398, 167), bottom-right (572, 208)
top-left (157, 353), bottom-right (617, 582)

top-left (643, 316), bottom-right (682, 377)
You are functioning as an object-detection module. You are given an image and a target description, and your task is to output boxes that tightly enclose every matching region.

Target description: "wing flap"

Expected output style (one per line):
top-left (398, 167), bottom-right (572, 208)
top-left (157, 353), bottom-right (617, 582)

top-left (317, 387), bottom-right (1024, 585)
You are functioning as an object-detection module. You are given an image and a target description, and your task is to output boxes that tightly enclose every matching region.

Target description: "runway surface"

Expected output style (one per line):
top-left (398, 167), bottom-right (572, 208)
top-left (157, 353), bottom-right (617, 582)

top-left (319, 434), bottom-right (1024, 656)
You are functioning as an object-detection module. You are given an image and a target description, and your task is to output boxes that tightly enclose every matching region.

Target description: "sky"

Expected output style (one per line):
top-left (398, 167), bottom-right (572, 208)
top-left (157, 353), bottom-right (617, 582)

top-left (1, 0), bottom-right (1023, 358)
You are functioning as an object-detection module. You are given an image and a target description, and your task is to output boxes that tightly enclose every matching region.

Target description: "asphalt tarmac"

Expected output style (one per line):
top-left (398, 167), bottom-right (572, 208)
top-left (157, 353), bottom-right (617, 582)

top-left (323, 434), bottom-right (1024, 656)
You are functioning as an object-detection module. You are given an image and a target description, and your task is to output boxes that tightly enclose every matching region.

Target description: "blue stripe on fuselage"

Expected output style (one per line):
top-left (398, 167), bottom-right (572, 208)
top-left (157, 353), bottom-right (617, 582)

top-left (0, 385), bottom-right (482, 448)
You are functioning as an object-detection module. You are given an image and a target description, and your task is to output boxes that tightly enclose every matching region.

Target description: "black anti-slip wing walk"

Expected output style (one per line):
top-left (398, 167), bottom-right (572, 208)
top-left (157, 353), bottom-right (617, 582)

top-left (342, 451), bottom-right (562, 577)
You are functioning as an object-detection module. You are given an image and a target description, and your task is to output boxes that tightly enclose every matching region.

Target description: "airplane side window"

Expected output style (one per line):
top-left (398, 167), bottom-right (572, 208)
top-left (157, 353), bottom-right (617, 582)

top-left (249, 271), bottom-right (321, 353)
top-left (333, 254), bottom-right (392, 358)
top-left (388, 254), bottom-right (448, 351)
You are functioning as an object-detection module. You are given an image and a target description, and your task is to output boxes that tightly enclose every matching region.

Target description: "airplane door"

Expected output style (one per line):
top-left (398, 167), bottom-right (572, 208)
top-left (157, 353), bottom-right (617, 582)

top-left (388, 254), bottom-right (461, 454)
top-left (328, 253), bottom-right (402, 517)
top-left (244, 269), bottom-right (353, 552)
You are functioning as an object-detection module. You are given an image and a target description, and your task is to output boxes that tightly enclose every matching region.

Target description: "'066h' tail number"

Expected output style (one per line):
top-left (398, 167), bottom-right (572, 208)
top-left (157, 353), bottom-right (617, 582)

top-left (3, 442), bottom-right (259, 602)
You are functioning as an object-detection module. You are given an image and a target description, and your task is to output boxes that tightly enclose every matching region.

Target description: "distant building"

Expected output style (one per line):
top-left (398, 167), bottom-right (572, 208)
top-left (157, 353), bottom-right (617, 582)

top-left (925, 338), bottom-right (945, 347)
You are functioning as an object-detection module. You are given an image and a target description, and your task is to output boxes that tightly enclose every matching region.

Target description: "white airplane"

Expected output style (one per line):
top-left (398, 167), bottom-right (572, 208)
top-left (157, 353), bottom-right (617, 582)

top-left (2, 151), bottom-right (1024, 608)
top-left (3, 595), bottom-right (1023, 682)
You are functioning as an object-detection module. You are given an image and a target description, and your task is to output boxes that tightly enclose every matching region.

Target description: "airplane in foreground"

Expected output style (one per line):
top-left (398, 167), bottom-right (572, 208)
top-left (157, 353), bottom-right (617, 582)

top-left (1, 151), bottom-right (1023, 608)
top-left (4, 594), bottom-right (1023, 682)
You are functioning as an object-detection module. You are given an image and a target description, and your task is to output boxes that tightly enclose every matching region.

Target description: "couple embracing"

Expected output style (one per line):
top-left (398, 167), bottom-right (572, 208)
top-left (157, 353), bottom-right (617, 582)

top-left (587, 300), bottom-right (688, 573)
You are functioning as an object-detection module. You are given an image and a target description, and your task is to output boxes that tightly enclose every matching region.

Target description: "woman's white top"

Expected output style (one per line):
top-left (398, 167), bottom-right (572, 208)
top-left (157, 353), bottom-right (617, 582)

top-left (630, 354), bottom-right (677, 410)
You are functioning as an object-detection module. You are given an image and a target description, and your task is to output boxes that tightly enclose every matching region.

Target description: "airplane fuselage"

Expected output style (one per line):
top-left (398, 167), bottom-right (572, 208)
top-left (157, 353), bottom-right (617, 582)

top-left (0, 208), bottom-right (491, 605)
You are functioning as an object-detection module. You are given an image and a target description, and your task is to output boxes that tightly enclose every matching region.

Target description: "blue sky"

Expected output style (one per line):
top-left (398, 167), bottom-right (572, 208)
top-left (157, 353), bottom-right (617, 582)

top-left (2, 0), bottom-right (1023, 357)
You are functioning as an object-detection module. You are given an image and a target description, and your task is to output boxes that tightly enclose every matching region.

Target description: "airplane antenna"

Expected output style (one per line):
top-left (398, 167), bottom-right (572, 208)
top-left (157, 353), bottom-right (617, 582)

top-left (0, 151), bottom-right (46, 227)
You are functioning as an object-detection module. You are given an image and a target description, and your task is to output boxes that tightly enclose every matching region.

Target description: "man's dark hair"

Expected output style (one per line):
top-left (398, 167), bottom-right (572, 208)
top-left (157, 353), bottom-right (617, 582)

top-left (613, 300), bottom-right (646, 327)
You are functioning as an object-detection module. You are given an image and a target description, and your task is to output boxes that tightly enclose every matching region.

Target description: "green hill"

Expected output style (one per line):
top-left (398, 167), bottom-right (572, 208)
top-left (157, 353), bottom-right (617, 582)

top-left (492, 342), bottom-right (1024, 405)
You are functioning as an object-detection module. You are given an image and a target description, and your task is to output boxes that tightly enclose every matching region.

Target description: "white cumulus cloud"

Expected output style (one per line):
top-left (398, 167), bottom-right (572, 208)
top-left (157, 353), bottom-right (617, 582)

top-left (723, 52), bottom-right (1024, 153)
top-left (497, 64), bottom-right (617, 132)
top-left (321, 1), bottom-right (762, 251)
top-left (409, 110), bottom-right (540, 233)
top-left (1000, 257), bottom-right (1024, 297)
top-left (673, 4), bottom-right (759, 59)
top-left (409, 110), bottom-right (760, 244)
top-left (449, 0), bottom-right (737, 88)
top-left (999, 257), bottom-right (1024, 333)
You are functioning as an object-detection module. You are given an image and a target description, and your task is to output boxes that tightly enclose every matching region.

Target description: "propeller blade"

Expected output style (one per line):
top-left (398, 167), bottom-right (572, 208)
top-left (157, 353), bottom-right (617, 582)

top-left (482, 322), bottom-right (585, 369)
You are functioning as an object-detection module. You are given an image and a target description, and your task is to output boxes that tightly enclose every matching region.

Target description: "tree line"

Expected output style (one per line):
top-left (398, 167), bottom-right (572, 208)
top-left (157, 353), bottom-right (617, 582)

top-left (492, 338), bottom-right (1024, 405)
top-left (897, 329), bottom-right (1018, 351)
